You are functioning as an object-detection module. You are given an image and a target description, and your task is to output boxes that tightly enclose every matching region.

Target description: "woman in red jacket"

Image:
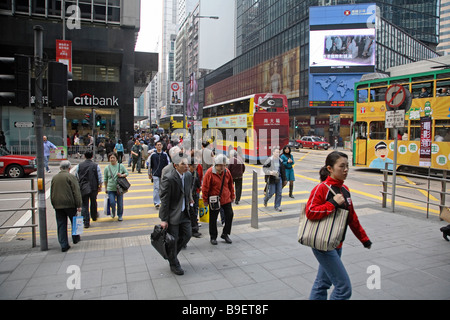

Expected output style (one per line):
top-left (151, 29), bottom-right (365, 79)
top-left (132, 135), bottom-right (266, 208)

top-left (202, 154), bottom-right (235, 245)
top-left (306, 151), bottom-right (372, 300)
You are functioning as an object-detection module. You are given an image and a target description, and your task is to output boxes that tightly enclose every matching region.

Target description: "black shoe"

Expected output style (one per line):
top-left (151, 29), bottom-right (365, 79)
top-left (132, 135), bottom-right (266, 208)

top-left (441, 226), bottom-right (450, 241)
top-left (170, 265), bottom-right (184, 275)
top-left (62, 246), bottom-right (71, 252)
top-left (235, 200), bottom-right (239, 205)
top-left (73, 238), bottom-right (80, 244)
top-left (221, 234), bottom-right (232, 244)
top-left (210, 238), bottom-right (218, 245)
top-left (192, 231), bottom-right (202, 238)
top-left (84, 223), bottom-right (90, 228)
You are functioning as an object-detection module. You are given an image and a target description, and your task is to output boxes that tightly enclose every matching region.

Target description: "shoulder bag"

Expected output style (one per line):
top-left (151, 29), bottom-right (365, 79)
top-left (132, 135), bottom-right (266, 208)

top-left (298, 183), bottom-right (349, 251)
top-left (209, 169), bottom-right (227, 211)
top-left (108, 164), bottom-right (131, 195)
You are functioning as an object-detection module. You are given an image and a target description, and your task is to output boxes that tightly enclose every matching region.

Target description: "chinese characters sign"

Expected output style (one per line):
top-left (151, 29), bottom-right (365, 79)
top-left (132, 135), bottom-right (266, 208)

top-left (419, 117), bottom-right (432, 167)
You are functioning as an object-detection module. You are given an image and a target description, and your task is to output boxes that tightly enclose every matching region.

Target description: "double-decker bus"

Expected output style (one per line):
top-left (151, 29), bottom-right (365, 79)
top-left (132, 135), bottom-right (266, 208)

top-left (159, 114), bottom-right (185, 133)
top-left (202, 93), bottom-right (289, 162)
top-left (353, 69), bottom-right (450, 171)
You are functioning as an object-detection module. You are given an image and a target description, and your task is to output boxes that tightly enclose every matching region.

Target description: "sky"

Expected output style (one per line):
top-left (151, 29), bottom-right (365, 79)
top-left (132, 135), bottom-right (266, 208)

top-left (135, 0), bottom-right (162, 53)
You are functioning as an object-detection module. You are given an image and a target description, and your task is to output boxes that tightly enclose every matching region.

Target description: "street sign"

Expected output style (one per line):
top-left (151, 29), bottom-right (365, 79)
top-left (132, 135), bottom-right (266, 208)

top-left (385, 84), bottom-right (406, 109)
top-left (385, 110), bottom-right (405, 128)
top-left (14, 121), bottom-right (34, 128)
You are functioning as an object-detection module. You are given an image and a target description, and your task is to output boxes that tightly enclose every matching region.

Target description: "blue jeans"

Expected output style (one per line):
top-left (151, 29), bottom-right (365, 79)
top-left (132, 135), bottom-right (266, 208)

top-left (107, 191), bottom-right (124, 218)
top-left (264, 179), bottom-right (282, 208)
top-left (44, 155), bottom-right (50, 171)
top-left (153, 176), bottom-right (161, 206)
top-left (309, 248), bottom-right (352, 300)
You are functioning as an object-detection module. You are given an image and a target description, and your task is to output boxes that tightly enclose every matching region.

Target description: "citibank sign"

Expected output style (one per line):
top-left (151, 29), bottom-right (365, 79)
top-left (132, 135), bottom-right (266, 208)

top-left (73, 93), bottom-right (119, 107)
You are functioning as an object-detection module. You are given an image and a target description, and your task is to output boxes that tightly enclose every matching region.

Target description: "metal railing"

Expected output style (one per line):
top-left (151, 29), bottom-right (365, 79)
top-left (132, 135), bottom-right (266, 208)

top-left (0, 178), bottom-right (38, 247)
top-left (381, 166), bottom-right (450, 219)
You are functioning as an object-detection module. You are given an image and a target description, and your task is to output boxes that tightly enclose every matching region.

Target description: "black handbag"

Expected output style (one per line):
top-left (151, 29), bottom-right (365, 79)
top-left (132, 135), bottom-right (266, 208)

top-left (150, 225), bottom-right (175, 260)
top-left (108, 165), bottom-right (131, 195)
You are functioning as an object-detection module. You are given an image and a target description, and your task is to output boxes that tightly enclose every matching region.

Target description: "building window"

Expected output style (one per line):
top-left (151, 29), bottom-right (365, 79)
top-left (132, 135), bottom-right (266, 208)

top-left (72, 64), bottom-right (120, 82)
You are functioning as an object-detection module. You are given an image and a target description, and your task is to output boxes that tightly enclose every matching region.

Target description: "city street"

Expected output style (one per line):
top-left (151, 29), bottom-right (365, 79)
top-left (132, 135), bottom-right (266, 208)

top-left (0, 148), bottom-right (447, 249)
top-left (0, 148), bottom-right (449, 302)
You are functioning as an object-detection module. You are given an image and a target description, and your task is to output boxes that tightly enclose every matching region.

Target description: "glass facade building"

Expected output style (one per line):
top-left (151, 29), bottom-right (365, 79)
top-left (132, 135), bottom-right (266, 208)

top-left (0, 0), bottom-right (157, 152)
top-left (200, 0), bottom-right (439, 143)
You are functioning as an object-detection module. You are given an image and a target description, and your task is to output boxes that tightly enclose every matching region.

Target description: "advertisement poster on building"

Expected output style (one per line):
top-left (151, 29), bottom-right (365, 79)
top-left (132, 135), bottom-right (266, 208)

top-left (170, 81), bottom-right (183, 106)
top-left (187, 73), bottom-right (199, 118)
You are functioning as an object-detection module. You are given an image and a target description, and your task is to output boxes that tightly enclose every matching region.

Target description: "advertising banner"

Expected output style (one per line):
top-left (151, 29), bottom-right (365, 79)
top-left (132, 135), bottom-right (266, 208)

top-left (56, 40), bottom-right (72, 72)
top-left (419, 117), bottom-right (432, 167)
top-left (170, 81), bottom-right (183, 106)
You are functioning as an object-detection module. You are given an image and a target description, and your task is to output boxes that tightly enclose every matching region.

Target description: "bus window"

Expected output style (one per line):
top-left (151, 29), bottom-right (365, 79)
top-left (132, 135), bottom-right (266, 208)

top-left (388, 125), bottom-right (407, 140)
top-left (412, 82), bottom-right (433, 98)
top-left (354, 122), bottom-right (367, 139)
top-left (369, 121), bottom-right (386, 140)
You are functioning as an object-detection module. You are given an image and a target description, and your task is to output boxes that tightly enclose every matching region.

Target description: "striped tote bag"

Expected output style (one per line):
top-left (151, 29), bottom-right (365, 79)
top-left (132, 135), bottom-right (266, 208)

top-left (298, 184), bottom-right (349, 251)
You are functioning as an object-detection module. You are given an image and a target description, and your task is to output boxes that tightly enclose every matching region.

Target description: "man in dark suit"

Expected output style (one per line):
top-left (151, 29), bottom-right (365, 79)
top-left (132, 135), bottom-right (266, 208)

top-left (159, 152), bottom-right (193, 275)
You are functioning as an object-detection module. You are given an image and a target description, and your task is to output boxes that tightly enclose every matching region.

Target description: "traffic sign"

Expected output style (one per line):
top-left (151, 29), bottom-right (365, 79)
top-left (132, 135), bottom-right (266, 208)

top-left (385, 110), bottom-right (405, 129)
top-left (385, 84), bottom-right (406, 109)
top-left (14, 121), bottom-right (34, 128)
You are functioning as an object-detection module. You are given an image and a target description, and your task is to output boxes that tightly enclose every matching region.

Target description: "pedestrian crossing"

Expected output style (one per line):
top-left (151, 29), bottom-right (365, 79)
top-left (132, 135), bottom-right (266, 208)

top-left (92, 163), bottom-right (309, 229)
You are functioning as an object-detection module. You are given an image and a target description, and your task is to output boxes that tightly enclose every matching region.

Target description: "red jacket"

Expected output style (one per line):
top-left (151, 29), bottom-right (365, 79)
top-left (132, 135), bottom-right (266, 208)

top-left (305, 176), bottom-right (370, 249)
top-left (202, 167), bottom-right (235, 205)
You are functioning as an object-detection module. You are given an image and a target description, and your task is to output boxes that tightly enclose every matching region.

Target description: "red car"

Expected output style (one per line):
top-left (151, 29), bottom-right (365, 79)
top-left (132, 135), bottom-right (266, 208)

top-left (297, 136), bottom-right (330, 150)
top-left (0, 148), bottom-right (37, 178)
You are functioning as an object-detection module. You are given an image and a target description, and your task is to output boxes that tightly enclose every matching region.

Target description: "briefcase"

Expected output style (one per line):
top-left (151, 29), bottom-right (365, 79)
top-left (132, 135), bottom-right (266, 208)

top-left (150, 224), bottom-right (175, 260)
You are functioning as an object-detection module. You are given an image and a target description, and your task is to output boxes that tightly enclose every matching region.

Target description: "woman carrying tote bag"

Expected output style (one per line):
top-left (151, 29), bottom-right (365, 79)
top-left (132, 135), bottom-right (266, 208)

top-left (305, 151), bottom-right (372, 300)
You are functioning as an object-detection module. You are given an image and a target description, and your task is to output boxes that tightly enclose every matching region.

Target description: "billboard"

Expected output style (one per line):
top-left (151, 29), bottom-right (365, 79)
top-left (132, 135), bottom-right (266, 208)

top-left (309, 3), bottom-right (377, 108)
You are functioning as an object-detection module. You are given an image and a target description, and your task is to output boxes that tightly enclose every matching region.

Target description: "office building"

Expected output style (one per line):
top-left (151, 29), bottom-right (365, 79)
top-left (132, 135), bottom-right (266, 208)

top-left (0, 0), bottom-right (157, 150)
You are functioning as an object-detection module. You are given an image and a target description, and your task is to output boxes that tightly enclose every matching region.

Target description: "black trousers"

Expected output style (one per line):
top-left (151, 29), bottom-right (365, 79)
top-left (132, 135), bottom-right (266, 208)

top-left (81, 191), bottom-right (98, 225)
top-left (233, 177), bottom-right (243, 201)
top-left (209, 202), bottom-right (234, 240)
top-left (167, 210), bottom-right (192, 267)
top-left (55, 207), bottom-right (80, 250)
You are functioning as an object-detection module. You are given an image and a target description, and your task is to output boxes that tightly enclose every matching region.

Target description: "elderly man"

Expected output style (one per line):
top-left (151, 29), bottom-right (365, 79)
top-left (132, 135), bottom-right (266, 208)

top-left (50, 160), bottom-right (82, 252)
top-left (159, 151), bottom-right (193, 275)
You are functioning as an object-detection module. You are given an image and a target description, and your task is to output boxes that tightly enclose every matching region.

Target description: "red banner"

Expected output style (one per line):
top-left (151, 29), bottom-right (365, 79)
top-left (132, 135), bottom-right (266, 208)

top-left (419, 117), bottom-right (432, 167)
top-left (56, 39), bottom-right (72, 72)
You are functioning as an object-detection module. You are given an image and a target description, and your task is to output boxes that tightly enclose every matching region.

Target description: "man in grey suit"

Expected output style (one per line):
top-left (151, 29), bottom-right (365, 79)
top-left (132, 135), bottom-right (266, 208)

top-left (159, 152), bottom-right (193, 275)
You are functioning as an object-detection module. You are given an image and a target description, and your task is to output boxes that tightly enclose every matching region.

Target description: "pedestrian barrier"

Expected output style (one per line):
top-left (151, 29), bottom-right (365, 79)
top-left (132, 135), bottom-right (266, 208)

top-left (0, 178), bottom-right (38, 247)
top-left (381, 166), bottom-right (450, 219)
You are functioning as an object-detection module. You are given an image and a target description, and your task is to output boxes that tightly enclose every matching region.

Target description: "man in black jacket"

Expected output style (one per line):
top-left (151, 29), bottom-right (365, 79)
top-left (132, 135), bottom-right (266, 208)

top-left (76, 151), bottom-right (103, 228)
top-left (148, 141), bottom-right (170, 209)
top-left (159, 153), bottom-right (193, 275)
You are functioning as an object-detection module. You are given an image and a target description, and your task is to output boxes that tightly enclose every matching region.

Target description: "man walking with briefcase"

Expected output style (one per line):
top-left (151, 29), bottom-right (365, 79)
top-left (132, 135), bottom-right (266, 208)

top-left (159, 152), bottom-right (193, 275)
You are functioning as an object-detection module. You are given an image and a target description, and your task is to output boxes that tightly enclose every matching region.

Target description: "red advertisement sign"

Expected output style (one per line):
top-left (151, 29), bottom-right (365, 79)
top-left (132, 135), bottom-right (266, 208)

top-left (56, 39), bottom-right (72, 72)
top-left (419, 116), bottom-right (432, 167)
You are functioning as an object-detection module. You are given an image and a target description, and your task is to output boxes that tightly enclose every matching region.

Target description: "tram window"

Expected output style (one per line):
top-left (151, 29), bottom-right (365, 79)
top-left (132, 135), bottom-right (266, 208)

top-left (410, 120), bottom-right (421, 141)
top-left (354, 122), bottom-right (367, 139)
top-left (369, 121), bottom-right (386, 140)
top-left (357, 89), bottom-right (368, 103)
top-left (373, 87), bottom-right (387, 102)
top-left (412, 82), bottom-right (433, 98)
top-left (436, 80), bottom-right (450, 96)
top-left (435, 120), bottom-right (450, 141)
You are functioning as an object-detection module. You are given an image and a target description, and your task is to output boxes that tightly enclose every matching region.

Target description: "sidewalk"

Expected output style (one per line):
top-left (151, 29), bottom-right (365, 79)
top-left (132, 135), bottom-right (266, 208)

top-left (0, 199), bottom-right (449, 300)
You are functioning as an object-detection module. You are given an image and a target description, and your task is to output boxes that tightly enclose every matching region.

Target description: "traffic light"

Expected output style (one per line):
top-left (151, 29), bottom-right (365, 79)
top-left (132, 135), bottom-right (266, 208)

top-left (95, 115), bottom-right (101, 127)
top-left (169, 120), bottom-right (174, 131)
top-left (0, 54), bottom-right (30, 107)
top-left (48, 61), bottom-right (73, 108)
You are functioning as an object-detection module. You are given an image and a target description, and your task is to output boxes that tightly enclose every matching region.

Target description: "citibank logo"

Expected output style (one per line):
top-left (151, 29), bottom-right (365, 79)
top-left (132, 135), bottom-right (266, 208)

top-left (73, 93), bottom-right (119, 107)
